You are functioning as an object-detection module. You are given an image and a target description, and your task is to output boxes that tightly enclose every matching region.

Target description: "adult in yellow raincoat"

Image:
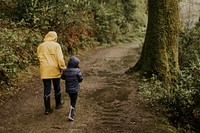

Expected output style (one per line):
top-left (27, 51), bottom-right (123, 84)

top-left (37, 31), bottom-right (66, 115)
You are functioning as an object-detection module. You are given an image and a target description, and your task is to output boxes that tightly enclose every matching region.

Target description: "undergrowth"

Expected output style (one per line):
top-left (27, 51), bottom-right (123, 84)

top-left (0, 27), bottom-right (42, 90)
top-left (138, 22), bottom-right (200, 132)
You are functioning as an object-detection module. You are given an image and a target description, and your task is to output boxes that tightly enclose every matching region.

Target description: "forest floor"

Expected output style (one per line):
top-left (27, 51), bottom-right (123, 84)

top-left (0, 44), bottom-right (174, 133)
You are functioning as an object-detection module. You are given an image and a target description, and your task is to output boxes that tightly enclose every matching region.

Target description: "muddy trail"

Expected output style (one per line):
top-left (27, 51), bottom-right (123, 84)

top-left (0, 44), bottom-right (167, 133)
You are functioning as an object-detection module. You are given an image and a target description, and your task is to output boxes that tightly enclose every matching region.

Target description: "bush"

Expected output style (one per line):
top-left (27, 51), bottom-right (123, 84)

top-left (0, 27), bottom-right (42, 89)
top-left (179, 22), bottom-right (200, 69)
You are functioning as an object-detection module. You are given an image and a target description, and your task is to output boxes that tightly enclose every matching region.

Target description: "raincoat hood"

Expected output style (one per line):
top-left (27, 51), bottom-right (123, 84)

top-left (67, 56), bottom-right (80, 68)
top-left (44, 31), bottom-right (57, 42)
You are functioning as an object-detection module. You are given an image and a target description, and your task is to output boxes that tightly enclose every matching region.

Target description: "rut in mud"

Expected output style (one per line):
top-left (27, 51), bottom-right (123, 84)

top-left (0, 44), bottom-right (166, 133)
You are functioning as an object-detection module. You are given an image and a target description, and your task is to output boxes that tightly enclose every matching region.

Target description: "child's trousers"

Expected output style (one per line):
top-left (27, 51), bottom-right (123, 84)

top-left (68, 93), bottom-right (78, 108)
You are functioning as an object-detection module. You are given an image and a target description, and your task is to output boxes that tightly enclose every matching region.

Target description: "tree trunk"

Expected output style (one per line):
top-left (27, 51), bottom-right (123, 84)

top-left (128, 0), bottom-right (180, 83)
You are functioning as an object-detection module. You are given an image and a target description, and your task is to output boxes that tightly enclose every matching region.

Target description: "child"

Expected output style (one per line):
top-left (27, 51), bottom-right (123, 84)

top-left (61, 56), bottom-right (83, 121)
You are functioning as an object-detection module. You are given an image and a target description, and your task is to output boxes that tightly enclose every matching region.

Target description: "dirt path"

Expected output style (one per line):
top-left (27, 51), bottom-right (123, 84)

top-left (0, 44), bottom-right (166, 133)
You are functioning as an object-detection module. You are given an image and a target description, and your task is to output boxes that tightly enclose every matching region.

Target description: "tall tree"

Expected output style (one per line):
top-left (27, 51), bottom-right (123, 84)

top-left (128, 0), bottom-right (180, 83)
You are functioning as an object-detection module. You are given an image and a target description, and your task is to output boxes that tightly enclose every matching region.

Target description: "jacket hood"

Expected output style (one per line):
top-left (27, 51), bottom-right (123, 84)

top-left (67, 56), bottom-right (80, 68)
top-left (44, 31), bottom-right (57, 42)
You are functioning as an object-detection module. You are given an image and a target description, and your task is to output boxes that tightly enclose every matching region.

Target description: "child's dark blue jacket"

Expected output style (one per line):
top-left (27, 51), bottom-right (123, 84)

top-left (61, 56), bottom-right (83, 93)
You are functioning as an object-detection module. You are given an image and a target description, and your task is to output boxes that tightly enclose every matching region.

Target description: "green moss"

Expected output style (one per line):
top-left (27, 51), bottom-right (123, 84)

top-left (131, 0), bottom-right (180, 83)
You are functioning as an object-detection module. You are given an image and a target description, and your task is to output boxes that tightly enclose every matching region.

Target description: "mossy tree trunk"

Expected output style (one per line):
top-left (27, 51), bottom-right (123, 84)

top-left (129, 0), bottom-right (180, 83)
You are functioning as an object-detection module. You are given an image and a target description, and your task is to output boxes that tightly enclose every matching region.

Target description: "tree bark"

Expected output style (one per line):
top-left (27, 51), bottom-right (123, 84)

top-left (128, 0), bottom-right (180, 83)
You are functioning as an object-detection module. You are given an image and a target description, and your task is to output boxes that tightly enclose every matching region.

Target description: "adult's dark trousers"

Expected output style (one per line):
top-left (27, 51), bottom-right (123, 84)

top-left (42, 78), bottom-right (63, 113)
top-left (68, 93), bottom-right (78, 108)
top-left (43, 78), bottom-right (61, 97)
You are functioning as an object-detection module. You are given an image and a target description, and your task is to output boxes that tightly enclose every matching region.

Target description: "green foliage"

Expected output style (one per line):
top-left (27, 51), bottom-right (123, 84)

top-left (138, 75), bottom-right (199, 132)
top-left (92, 3), bottom-right (114, 43)
top-left (9, 0), bottom-right (147, 43)
top-left (0, 27), bottom-right (42, 89)
top-left (0, 45), bottom-right (19, 87)
top-left (0, 0), bottom-right (147, 90)
top-left (138, 22), bottom-right (200, 132)
top-left (179, 23), bottom-right (200, 69)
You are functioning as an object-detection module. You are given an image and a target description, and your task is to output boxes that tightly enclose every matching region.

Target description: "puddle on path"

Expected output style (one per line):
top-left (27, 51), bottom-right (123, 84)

top-left (91, 87), bottom-right (131, 104)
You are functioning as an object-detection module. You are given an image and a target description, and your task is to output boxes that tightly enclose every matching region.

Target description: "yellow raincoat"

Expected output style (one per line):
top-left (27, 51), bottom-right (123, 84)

top-left (37, 31), bottom-right (66, 79)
